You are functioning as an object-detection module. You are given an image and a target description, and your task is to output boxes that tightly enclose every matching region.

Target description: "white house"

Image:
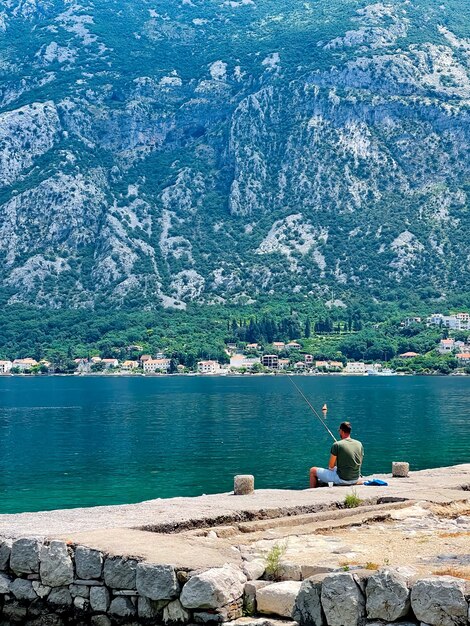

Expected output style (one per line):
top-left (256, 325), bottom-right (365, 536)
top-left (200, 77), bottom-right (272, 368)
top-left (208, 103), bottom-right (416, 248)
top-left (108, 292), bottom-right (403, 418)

top-left (344, 362), bottom-right (367, 375)
top-left (122, 360), bottom-right (139, 370)
top-left (197, 360), bottom-right (221, 374)
top-left (102, 358), bottom-right (119, 369)
top-left (0, 361), bottom-right (12, 374)
top-left (144, 358), bottom-right (171, 373)
top-left (12, 358), bottom-right (38, 371)
top-left (456, 353), bottom-right (470, 365)
top-left (230, 355), bottom-right (260, 370)
top-left (438, 338), bottom-right (455, 354)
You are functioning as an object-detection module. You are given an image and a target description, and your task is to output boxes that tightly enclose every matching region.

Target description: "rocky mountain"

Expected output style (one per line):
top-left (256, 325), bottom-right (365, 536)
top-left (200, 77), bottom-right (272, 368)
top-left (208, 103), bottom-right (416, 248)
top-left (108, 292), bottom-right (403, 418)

top-left (0, 0), bottom-right (469, 309)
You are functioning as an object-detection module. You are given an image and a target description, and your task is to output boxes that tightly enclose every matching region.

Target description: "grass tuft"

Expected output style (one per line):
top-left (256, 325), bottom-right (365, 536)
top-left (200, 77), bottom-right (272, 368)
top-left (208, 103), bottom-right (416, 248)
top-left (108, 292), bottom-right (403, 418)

top-left (344, 488), bottom-right (362, 508)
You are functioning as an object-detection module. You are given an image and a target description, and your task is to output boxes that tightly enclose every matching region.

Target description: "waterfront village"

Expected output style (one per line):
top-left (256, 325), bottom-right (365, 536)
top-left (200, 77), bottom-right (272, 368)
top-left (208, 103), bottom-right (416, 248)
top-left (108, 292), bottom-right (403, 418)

top-left (0, 312), bottom-right (469, 376)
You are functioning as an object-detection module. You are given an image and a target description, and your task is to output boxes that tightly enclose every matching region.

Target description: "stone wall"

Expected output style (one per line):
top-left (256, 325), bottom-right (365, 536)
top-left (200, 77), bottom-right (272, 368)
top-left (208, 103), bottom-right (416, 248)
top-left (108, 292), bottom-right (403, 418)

top-left (0, 537), bottom-right (468, 626)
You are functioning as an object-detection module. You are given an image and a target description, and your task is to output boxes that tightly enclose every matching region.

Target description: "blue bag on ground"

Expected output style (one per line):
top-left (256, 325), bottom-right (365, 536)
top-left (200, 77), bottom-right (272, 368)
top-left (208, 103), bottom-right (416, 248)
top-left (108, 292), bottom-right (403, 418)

top-left (363, 479), bottom-right (388, 486)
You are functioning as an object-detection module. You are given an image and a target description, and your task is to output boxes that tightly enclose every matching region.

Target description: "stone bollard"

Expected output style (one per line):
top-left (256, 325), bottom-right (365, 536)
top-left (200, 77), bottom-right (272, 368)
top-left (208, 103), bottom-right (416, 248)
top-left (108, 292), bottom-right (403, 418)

top-left (234, 475), bottom-right (254, 495)
top-left (392, 462), bottom-right (409, 478)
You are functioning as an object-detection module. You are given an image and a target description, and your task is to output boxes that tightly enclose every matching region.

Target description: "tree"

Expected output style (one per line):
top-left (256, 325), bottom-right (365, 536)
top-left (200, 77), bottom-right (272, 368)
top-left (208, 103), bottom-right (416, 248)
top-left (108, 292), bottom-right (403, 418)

top-left (304, 317), bottom-right (311, 338)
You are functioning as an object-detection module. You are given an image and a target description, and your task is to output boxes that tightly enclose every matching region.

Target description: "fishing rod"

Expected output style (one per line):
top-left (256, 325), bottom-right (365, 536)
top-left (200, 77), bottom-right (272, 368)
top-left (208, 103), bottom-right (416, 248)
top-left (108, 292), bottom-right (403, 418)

top-left (287, 375), bottom-right (337, 442)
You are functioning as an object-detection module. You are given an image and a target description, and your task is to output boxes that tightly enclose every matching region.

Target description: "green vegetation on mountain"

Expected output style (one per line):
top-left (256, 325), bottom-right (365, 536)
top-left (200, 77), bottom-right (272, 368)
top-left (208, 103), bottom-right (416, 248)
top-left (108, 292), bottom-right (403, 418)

top-left (0, 0), bottom-right (469, 315)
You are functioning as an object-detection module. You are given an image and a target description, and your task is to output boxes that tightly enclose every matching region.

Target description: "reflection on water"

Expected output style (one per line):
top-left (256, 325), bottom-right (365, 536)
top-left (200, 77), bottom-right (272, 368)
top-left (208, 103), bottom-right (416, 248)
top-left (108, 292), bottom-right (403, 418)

top-left (0, 375), bottom-right (468, 513)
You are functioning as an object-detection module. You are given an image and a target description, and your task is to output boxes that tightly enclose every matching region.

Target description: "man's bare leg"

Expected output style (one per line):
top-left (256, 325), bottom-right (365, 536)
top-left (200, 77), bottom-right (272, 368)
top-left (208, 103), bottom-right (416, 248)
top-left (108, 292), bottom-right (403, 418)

top-left (309, 467), bottom-right (318, 488)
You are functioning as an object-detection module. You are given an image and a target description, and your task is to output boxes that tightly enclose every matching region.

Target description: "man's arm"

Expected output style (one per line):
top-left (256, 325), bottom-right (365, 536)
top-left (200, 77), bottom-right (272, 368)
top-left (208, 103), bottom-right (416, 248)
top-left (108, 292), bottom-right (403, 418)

top-left (328, 454), bottom-right (337, 470)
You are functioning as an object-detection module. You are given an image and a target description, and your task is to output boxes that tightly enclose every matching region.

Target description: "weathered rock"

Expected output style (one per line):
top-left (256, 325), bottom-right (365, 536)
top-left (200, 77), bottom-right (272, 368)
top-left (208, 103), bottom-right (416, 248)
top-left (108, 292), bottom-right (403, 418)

top-left (89, 586), bottom-right (110, 612)
top-left (244, 581), bottom-right (271, 615)
top-left (177, 570), bottom-right (190, 585)
top-left (103, 556), bottom-right (137, 590)
top-left (293, 575), bottom-right (325, 626)
top-left (75, 546), bottom-right (103, 580)
top-left (180, 564), bottom-right (246, 609)
top-left (300, 566), bottom-right (336, 579)
top-left (91, 615), bottom-right (112, 626)
top-left (138, 596), bottom-right (160, 619)
top-left (411, 576), bottom-right (468, 626)
top-left (0, 538), bottom-right (12, 570)
top-left (109, 596), bottom-right (135, 617)
top-left (73, 596), bottom-right (89, 611)
top-left (69, 583), bottom-right (89, 598)
top-left (40, 541), bottom-right (74, 587)
top-left (10, 538), bottom-right (41, 574)
top-left (0, 571), bottom-right (11, 594)
top-left (48, 586), bottom-right (73, 607)
top-left (163, 598), bottom-right (191, 624)
top-left (366, 569), bottom-right (410, 621)
top-left (320, 572), bottom-right (365, 626)
top-left (243, 559), bottom-right (266, 581)
top-left (32, 580), bottom-right (51, 598)
top-left (136, 562), bottom-right (179, 600)
top-left (257, 581), bottom-right (302, 618)
top-left (278, 561), bottom-right (302, 582)
top-left (10, 578), bottom-right (38, 601)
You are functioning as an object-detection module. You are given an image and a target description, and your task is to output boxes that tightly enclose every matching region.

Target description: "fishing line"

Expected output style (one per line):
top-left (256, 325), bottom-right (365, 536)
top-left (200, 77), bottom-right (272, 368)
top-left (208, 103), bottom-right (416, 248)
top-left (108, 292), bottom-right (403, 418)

top-left (287, 375), bottom-right (337, 442)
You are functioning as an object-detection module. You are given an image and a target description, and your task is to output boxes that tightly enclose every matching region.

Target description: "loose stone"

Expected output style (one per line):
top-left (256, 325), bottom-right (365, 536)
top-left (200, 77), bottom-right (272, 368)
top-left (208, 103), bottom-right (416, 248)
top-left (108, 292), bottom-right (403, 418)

top-left (256, 581), bottom-right (302, 618)
top-left (32, 580), bottom-right (51, 598)
top-left (293, 575), bottom-right (325, 626)
top-left (48, 586), bottom-right (73, 607)
top-left (0, 538), bottom-right (12, 570)
top-left (10, 537), bottom-right (41, 575)
top-left (109, 596), bottom-right (136, 617)
top-left (180, 564), bottom-right (246, 610)
top-left (138, 596), bottom-right (160, 619)
top-left (242, 559), bottom-right (266, 581)
top-left (366, 568), bottom-right (410, 621)
top-left (0, 571), bottom-right (11, 594)
top-left (10, 578), bottom-right (38, 602)
top-left (163, 598), bottom-right (191, 624)
top-left (103, 556), bottom-right (137, 590)
top-left (75, 546), bottom-right (103, 580)
top-left (69, 583), bottom-right (90, 598)
top-left (90, 586), bottom-right (110, 612)
top-left (136, 562), bottom-right (179, 600)
top-left (320, 572), bottom-right (365, 626)
top-left (40, 541), bottom-right (74, 587)
top-left (73, 595), bottom-right (89, 611)
top-left (411, 576), bottom-right (468, 626)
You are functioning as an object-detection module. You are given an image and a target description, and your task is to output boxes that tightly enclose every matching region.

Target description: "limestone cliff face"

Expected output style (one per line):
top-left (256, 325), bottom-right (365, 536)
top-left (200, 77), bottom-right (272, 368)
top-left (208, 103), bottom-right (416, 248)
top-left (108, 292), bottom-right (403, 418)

top-left (0, 0), bottom-right (468, 308)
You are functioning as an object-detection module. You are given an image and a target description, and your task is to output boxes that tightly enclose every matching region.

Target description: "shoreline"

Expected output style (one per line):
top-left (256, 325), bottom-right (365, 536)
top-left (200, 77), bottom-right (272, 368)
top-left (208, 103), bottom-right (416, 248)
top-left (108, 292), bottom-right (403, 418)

top-left (0, 371), bottom-right (468, 378)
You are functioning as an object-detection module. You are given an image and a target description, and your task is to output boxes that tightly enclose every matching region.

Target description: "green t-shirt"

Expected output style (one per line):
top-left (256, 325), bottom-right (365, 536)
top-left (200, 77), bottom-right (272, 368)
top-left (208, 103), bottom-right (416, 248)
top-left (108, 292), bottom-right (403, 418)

top-left (331, 438), bottom-right (364, 481)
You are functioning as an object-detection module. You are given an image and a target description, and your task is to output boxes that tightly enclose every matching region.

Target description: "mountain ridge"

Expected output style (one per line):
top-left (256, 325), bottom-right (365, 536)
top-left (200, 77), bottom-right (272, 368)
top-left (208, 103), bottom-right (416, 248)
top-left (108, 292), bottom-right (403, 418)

top-left (0, 0), bottom-right (469, 309)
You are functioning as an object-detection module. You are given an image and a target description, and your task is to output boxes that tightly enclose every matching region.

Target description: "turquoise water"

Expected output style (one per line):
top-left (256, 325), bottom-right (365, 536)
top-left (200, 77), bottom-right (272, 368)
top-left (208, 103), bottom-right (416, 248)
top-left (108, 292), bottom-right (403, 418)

top-left (0, 375), bottom-right (468, 514)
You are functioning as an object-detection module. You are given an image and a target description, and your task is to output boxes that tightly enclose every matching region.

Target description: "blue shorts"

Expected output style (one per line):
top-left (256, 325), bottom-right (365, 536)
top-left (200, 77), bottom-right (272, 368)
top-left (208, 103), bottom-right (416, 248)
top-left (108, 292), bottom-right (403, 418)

top-left (316, 467), bottom-right (359, 486)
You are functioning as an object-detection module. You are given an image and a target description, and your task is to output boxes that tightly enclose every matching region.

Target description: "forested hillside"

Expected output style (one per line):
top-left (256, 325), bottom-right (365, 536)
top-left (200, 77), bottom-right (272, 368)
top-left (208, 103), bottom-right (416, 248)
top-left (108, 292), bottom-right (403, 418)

top-left (0, 0), bottom-right (469, 309)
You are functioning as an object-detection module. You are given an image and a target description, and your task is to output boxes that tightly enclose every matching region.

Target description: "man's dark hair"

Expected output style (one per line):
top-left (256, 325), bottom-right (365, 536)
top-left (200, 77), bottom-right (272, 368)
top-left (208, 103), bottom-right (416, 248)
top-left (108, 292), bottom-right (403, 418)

top-left (340, 421), bottom-right (352, 434)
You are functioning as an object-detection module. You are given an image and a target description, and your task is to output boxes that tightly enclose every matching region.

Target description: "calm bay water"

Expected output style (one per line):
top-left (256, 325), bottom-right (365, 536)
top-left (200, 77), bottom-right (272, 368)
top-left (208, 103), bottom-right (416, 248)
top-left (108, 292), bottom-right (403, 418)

top-left (0, 375), bottom-right (468, 514)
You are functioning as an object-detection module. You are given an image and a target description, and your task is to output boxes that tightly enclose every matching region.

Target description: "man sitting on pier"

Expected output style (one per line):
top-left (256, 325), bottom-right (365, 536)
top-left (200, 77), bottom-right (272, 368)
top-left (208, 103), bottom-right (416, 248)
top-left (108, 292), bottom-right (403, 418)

top-left (309, 421), bottom-right (364, 488)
